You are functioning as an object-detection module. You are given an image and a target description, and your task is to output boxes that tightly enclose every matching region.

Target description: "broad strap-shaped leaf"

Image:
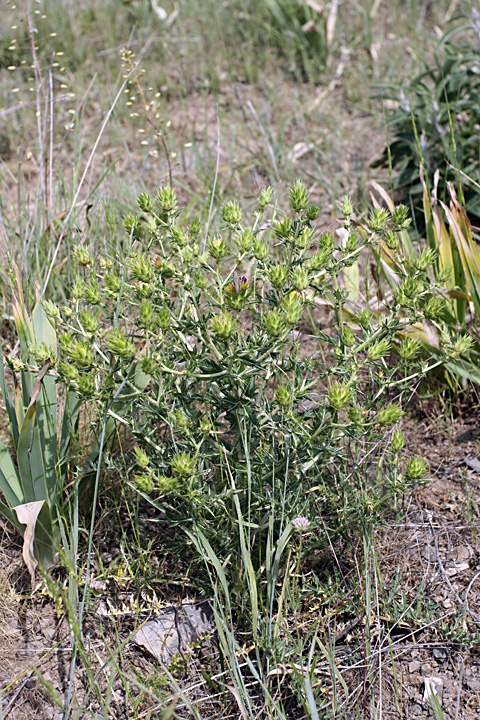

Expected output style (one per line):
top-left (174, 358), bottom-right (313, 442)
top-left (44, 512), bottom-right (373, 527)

top-left (0, 498), bottom-right (23, 533)
top-left (31, 305), bottom-right (59, 498)
top-left (0, 435), bottom-right (23, 507)
top-left (16, 403), bottom-right (39, 503)
top-left (0, 346), bottom-right (19, 449)
top-left (58, 389), bottom-right (82, 486)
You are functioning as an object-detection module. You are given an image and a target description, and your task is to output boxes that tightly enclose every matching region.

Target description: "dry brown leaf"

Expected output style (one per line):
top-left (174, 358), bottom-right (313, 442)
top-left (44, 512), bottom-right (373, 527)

top-left (13, 500), bottom-right (45, 587)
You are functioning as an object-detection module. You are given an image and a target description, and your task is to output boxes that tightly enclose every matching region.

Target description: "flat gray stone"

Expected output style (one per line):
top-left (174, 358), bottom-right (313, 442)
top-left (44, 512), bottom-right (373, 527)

top-left (132, 601), bottom-right (214, 665)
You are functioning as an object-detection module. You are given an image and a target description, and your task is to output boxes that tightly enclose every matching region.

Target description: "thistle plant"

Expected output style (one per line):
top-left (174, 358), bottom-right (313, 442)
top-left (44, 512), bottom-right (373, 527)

top-left (45, 181), bottom-right (447, 573)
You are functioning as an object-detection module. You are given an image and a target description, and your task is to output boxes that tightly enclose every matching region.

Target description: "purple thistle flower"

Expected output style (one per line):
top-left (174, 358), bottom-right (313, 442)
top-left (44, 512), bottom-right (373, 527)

top-left (292, 516), bottom-right (311, 531)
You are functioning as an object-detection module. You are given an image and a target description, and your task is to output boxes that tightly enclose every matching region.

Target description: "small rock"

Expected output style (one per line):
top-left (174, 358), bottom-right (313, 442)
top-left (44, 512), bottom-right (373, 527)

top-left (465, 676), bottom-right (480, 692)
top-left (410, 703), bottom-right (423, 716)
top-left (133, 601), bottom-right (214, 665)
top-left (432, 647), bottom-right (448, 661)
top-left (422, 664), bottom-right (433, 674)
top-left (448, 546), bottom-right (472, 561)
top-left (409, 661), bottom-right (421, 673)
top-left (423, 676), bottom-right (443, 704)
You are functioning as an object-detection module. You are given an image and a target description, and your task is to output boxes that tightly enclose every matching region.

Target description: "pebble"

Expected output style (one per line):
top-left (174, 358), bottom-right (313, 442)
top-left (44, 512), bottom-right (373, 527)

top-left (409, 661), bottom-right (421, 673)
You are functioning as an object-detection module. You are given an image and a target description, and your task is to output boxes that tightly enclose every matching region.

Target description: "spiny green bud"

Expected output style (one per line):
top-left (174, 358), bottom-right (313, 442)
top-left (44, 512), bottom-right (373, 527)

top-left (76, 372), bottom-right (96, 397)
top-left (306, 204), bottom-right (320, 221)
top-left (134, 473), bottom-right (155, 494)
top-left (368, 207), bottom-right (390, 232)
top-left (29, 341), bottom-right (55, 364)
top-left (138, 300), bottom-right (156, 329)
top-left (72, 245), bottom-right (92, 267)
top-left (392, 204), bottom-right (411, 230)
top-left (319, 232), bottom-right (335, 250)
top-left (174, 409), bottom-right (189, 430)
top-left (384, 230), bottom-right (399, 250)
top-left (356, 309), bottom-right (372, 330)
top-left (308, 248), bottom-right (332, 271)
top-left (130, 253), bottom-right (154, 283)
top-left (236, 228), bottom-right (254, 252)
top-left (106, 329), bottom-right (136, 360)
top-left (268, 263), bottom-right (288, 289)
top-left (367, 337), bottom-right (391, 361)
top-left (137, 192), bottom-right (154, 213)
top-left (282, 291), bottom-right (303, 325)
top-left (195, 272), bottom-right (207, 290)
top-left (59, 332), bottom-right (74, 355)
top-left (189, 215), bottom-right (201, 235)
top-left (290, 179), bottom-right (309, 213)
top-left (134, 446), bottom-right (150, 468)
top-left (61, 305), bottom-right (73, 318)
top-left (328, 381), bottom-right (354, 410)
top-left (156, 474), bottom-right (178, 493)
top-left (258, 186), bottom-right (273, 211)
top-left (137, 283), bottom-right (153, 299)
top-left (397, 277), bottom-right (422, 305)
top-left (171, 452), bottom-right (196, 478)
top-left (180, 245), bottom-right (193, 263)
top-left (156, 185), bottom-right (178, 214)
top-left (341, 196), bottom-right (354, 217)
top-left (346, 230), bottom-right (359, 253)
top-left (253, 238), bottom-right (269, 261)
top-left (221, 200), bottom-right (242, 226)
top-left (211, 312), bottom-right (235, 339)
top-left (423, 296), bottom-right (445, 320)
top-left (376, 403), bottom-right (403, 426)
top-left (348, 406), bottom-right (365, 427)
top-left (84, 282), bottom-right (101, 305)
top-left (275, 384), bottom-right (292, 408)
top-left (438, 266), bottom-right (452, 283)
top-left (208, 236), bottom-right (227, 260)
top-left (415, 248), bottom-right (437, 271)
top-left (224, 276), bottom-right (250, 310)
top-left (99, 257), bottom-right (113, 271)
top-left (170, 226), bottom-right (190, 247)
top-left (265, 309), bottom-right (286, 338)
top-left (199, 416), bottom-right (212, 434)
top-left (79, 310), bottom-right (99, 335)
top-left (391, 430), bottom-right (405, 453)
top-left (405, 457), bottom-right (428, 481)
top-left (343, 327), bottom-right (356, 347)
top-left (292, 266), bottom-right (310, 291)
top-left (141, 355), bottom-right (157, 376)
top-left (123, 214), bottom-right (142, 240)
top-left (156, 259), bottom-right (175, 277)
top-left (69, 340), bottom-right (93, 368)
top-left (42, 300), bottom-right (60, 320)
top-left (5, 356), bottom-right (27, 373)
top-left (58, 362), bottom-right (78, 382)
top-left (105, 273), bottom-right (121, 295)
top-left (295, 227), bottom-right (314, 249)
top-left (399, 336), bottom-right (421, 360)
top-left (453, 334), bottom-right (474, 357)
top-left (274, 218), bottom-right (292, 240)
top-left (72, 278), bottom-right (85, 300)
